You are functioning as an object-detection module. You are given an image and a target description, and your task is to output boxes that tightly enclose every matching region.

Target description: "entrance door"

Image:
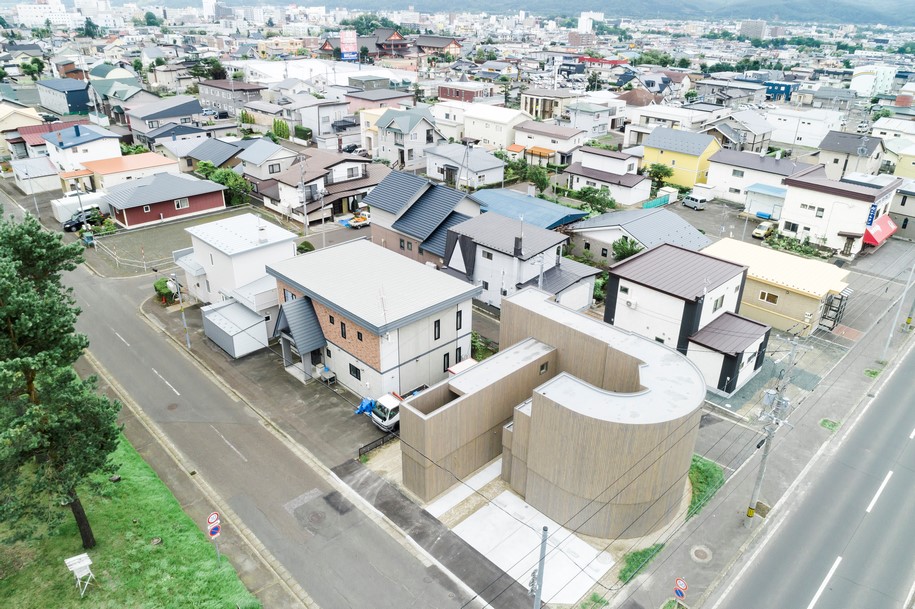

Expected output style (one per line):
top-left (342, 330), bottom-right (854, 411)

top-left (842, 237), bottom-right (854, 256)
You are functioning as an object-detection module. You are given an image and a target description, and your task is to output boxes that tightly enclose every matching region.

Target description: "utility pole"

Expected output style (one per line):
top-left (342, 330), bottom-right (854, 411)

top-left (882, 263), bottom-right (915, 361)
top-left (746, 335), bottom-right (798, 523)
top-left (529, 526), bottom-right (548, 609)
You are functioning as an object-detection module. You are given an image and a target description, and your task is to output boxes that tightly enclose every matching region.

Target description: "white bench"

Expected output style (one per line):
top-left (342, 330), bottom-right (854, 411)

top-left (64, 553), bottom-right (95, 597)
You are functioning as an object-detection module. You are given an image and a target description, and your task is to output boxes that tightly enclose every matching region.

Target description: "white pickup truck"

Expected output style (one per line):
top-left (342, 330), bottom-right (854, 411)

top-left (337, 211), bottom-right (371, 229)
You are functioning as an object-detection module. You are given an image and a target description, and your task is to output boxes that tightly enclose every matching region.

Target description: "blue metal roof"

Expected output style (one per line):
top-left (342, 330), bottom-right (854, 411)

top-left (273, 297), bottom-right (326, 353)
top-left (745, 183), bottom-right (787, 198)
top-left (469, 189), bottom-right (587, 229)
top-left (362, 171), bottom-right (430, 215)
top-left (42, 124), bottom-right (118, 149)
top-left (36, 78), bottom-right (88, 92)
top-left (421, 211), bottom-right (471, 257)
top-left (392, 184), bottom-right (467, 240)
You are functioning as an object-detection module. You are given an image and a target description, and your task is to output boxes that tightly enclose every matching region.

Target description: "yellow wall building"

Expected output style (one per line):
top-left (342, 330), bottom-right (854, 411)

top-left (894, 145), bottom-right (915, 179)
top-left (642, 127), bottom-right (721, 188)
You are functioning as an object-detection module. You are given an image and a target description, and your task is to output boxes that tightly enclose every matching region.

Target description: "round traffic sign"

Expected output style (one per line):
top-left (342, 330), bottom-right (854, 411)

top-left (675, 589), bottom-right (685, 599)
top-left (208, 524), bottom-right (221, 538)
top-left (675, 577), bottom-right (688, 591)
top-left (207, 511), bottom-right (220, 526)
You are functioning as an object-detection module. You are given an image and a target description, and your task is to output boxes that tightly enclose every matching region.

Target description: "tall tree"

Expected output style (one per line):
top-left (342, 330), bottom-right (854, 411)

top-left (611, 237), bottom-right (643, 261)
top-left (145, 11), bottom-right (161, 27)
top-left (19, 57), bottom-right (45, 81)
top-left (79, 17), bottom-right (100, 38)
top-left (0, 215), bottom-right (120, 549)
top-left (528, 165), bottom-right (550, 194)
top-left (646, 163), bottom-right (674, 193)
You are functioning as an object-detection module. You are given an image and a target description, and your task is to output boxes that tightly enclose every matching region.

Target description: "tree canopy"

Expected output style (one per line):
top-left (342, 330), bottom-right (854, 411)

top-left (145, 11), bottom-right (161, 27)
top-left (338, 14), bottom-right (418, 36)
top-left (77, 17), bottom-right (101, 38)
top-left (189, 57), bottom-right (226, 81)
top-left (19, 57), bottom-right (45, 81)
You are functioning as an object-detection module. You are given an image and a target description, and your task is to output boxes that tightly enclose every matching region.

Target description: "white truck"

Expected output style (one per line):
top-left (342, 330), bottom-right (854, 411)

top-left (370, 393), bottom-right (401, 432)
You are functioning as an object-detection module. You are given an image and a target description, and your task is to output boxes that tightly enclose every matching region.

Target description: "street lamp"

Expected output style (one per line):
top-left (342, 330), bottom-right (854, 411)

top-left (169, 273), bottom-right (192, 350)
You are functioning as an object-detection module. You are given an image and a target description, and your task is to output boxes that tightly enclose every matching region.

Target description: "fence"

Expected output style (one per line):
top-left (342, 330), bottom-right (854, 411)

top-left (358, 432), bottom-right (398, 457)
top-left (92, 238), bottom-right (175, 272)
top-left (643, 194), bottom-right (671, 209)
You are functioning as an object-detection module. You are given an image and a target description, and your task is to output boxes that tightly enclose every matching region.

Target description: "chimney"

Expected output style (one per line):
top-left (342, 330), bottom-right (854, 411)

top-left (57, 131), bottom-right (63, 144)
top-left (74, 124), bottom-right (80, 137)
top-left (514, 236), bottom-right (523, 258)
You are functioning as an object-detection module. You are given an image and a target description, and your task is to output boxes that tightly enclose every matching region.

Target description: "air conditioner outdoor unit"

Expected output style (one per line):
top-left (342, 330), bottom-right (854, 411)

top-left (625, 299), bottom-right (637, 309)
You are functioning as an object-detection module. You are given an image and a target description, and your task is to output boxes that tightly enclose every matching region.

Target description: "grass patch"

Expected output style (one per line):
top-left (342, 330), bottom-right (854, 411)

top-left (0, 434), bottom-right (260, 609)
top-left (820, 418), bottom-right (841, 432)
top-left (618, 543), bottom-right (664, 583)
top-left (864, 368), bottom-right (881, 379)
top-left (662, 600), bottom-right (684, 609)
top-left (688, 454), bottom-right (725, 519)
top-left (579, 592), bottom-right (609, 608)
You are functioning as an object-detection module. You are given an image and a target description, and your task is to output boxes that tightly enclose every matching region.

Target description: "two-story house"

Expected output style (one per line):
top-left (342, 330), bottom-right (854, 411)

top-left (267, 239), bottom-right (480, 398)
top-left (605, 243), bottom-right (770, 395)
top-left (126, 95), bottom-right (203, 147)
top-left (73, 153), bottom-right (180, 192)
top-left (36, 78), bottom-right (91, 116)
top-left (0, 103), bottom-right (44, 159)
top-left (763, 107), bottom-right (844, 147)
top-left (513, 120), bottom-right (586, 166)
top-left (779, 167), bottom-right (903, 258)
top-left (559, 102), bottom-right (612, 138)
top-left (437, 81), bottom-right (497, 104)
top-left (287, 95), bottom-right (355, 151)
top-left (702, 110), bottom-right (774, 154)
top-left (43, 123), bottom-right (122, 172)
top-left (564, 146), bottom-right (650, 206)
top-left (344, 89), bottom-right (414, 114)
top-left (443, 212), bottom-right (599, 311)
top-left (520, 88), bottom-right (580, 120)
top-left (236, 139), bottom-right (299, 198)
top-left (707, 149), bottom-right (813, 206)
top-left (623, 102), bottom-right (731, 147)
top-left (462, 105), bottom-right (529, 151)
top-left (425, 143), bottom-right (505, 189)
top-left (375, 107), bottom-right (446, 170)
top-left (427, 100), bottom-right (471, 143)
top-left (174, 213), bottom-right (298, 358)
top-left (198, 79), bottom-right (267, 117)
top-left (642, 128), bottom-right (721, 188)
top-left (816, 131), bottom-right (885, 180)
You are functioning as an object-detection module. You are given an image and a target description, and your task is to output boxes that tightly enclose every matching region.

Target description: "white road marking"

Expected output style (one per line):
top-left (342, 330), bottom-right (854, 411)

top-left (865, 470), bottom-right (893, 513)
top-left (209, 424), bottom-right (248, 462)
top-left (806, 556), bottom-right (842, 609)
top-left (151, 367), bottom-right (180, 396)
top-left (909, 427), bottom-right (915, 440)
top-left (113, 330), bottom-right (130, 347)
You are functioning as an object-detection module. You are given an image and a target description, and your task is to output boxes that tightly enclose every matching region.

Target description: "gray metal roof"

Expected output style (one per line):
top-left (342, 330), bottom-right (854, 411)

top-left (421, 211), bottom-right (471, 258)
top-left (202, 299), bottom-right (265, 339)
top-left (449, 213), bottom-right (567, 261)
top-left (392, 183), bottom-right (467, 240)
top-left (273, 297), bottom-right (326, 353)
top-left (377, 107), bottom-right (436, 134)
top-left (519, 257), bottom-right (601, 294)
top-left (610, 243), bottom-right (745, 301)
top-left (708, 149), bottom-right (813, 176)
top-left (564, 162), bottom-right (647, 188)
top-left (127, 95), bottom-right (202, 120)
top-left (689, 311), bottom-right (769, 354)
top-left (818, 130), bottom-right (883, 155)
top-left (189, 138), bottom-right (242, 166)
top-left (266, 239), bottom-right (481, 334)
top-left (515, 120), bottom-right (586, 139)
top-left (103, 173), bottom-right (226, 210)
top-left (236, 139), bottom-right (288, 165)
top-left (643, 127), bottom-right (717, 156)
top-left (729, 110), bottom-right (774, 135)
top-left (425, 143), bottom-right (504, 172)
top-left (362, 171), bottom-right (430, 215)
top-left (185, 213), bottom-right (297, 256)
top-left (571, 208), bottom-right (710, 251)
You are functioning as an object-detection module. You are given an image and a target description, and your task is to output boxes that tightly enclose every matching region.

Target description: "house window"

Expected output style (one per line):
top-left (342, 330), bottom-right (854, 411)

top-left (815, 208), bottom-right (824, 218)
top-left (456, 310), bottom-right (463, 331)
top-left (209, 253), bottom-right (214, 265)
top-left (482, 280), bottom-right (489, 290)
top-left (186, 158), bottom-right (193, 167)
top-left (443, 352), bottom-right (450, 372)
top-left (713, 295), bottom-right (725, 312)
top-left (655, 337), bottom-right (665, 343)
top-left (349, 364), bottom-right (361, 380)
top-left (620, 286), bottom-right (629, 294)
top-left (903, 218), bottom-right (909, 229)
top-left (329, 315), bottom-right (335, 325)
top-left (181, 117), bottom-right (191, 124)
top-left (347, 166), bottom-right (359, 178)
top-left (175, 198), bottom-right (189, 209)
top-left (434, 320), bottom-right (441, 340)
top-left (283, 289), bottom-right (297, 302)
top-left (325, 348), bottom-right (331, 358)
top-left (539, 362), bottom-right (548, 375)
top-left (601, 248), bottom-right (608, 258)
top-left (902, 196), bottom-right (908, 207)
top-left (399, 239), bottom-right (405, 250)
top-left (482, 250), bottom-right (493, 260)
top-left (832, 158), bottom-right (840, 164)
top-left (456, 347), bottom-right (462, 363)
top-left (407, 242), bottom-right (413, 251)
top-left (410, 132), bottom-right (418, 141)
top-left (670, 159), bottom-right (676, 166)
top-left (729, 187), bottom-right (741, 194)
top-left (143, 205), bottom-right (151, 213)
top-left (732, 169), bottom-right (744, 177)
top-left (147, 120), bottom-right (159, 128)
top-left (759, 291), bottom-right (779, 305)
top-left (205, 279), bottom-right (211, 293)
top-left (268, 163), bottom-right (281, 174)
top-left (783, 221), bottom-right (799, 232)
top-left (357, 331), bottom-right (363, 341)
top-left (340, 322), bottom-right (346, 338)
top-left (264, 314), bottom-right (271, 322)
top-left (583, 241), bottom-right (590, 251)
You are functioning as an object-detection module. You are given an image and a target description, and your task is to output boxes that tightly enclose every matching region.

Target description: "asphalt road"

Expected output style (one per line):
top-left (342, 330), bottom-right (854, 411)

top-left (708, 345), bottom-right (915, 609)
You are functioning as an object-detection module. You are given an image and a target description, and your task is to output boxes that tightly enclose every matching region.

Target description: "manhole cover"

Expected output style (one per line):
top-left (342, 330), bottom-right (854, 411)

top-left (691, 545), bottom-right (712, 563)
top-left (166, 403), bottom-right (178, 411)
top-left (308, 511), bottom-right (325, 524)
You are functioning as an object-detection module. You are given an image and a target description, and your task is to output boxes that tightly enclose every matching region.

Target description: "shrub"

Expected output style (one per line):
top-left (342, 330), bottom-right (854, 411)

top-left (618, 543), bottom-right (664, 582)
top-left (297, 240), bottom-right (315, 253)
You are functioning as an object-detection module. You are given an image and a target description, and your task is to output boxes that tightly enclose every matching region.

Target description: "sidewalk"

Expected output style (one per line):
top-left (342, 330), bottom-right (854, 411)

top-left (613, 288), bottom-right (915, 609)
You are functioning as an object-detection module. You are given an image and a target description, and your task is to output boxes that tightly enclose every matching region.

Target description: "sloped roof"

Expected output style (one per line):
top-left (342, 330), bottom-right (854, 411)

top-left (236, 138), bottom-right (289, 165)
top-left (449, 213), bottom-right (567, 261)
top-left (392, 183), bottom-right (468, 240)
top-left (425, 143), bottom-right (504, 172)
top-left (643, 127), bottom-right (717, 156)
top-left (362, 171), bottom-right (430, 215)
top-left (421, 211), bottom-right (471, 258)
top-left (610, 243), bottom-right (745, 301)
top-left (345, 89), bottom-right (412, 101)
top-left (36, 78), bottom-right (87, 92)
top-left (42, 123), bottom-right (118, 149)
top-left (189, 138), bottom-right (243, 166)
top-left (146, 122), bottom-right (205, 139)
top-left (126, 95), bottom-right (202, 120)
top-left (81, 152), bottom-right (177, 174)
top-left (272, 297), bottom-right (326, 353)
top-left (564, 162), bottom-right (647, 188)
top-left (104, 173), bottom-right (226, 210)
top-left (470, 189), bottom-right (587, 229)
top-left (729, 110), bottom-right (774, 135)
top-left (615, 88), bottom-right (662, 107)
top-left (519, 257), bottom-right (601, 294)
top-left (377, 107), bottom-right (435, 134)
top-left (572, 208), bottom-right (710, 251)
top-left (818, 130), bottom-right (883, 155)
top-left (690, 312), bottom-right (769, 354)
top-left (709, 149), bottom-right (813, 175)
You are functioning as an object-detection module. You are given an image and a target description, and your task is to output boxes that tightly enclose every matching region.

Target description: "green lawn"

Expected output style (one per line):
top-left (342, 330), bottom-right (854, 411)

top-left (0, 435), bottom-right (259, 609)
top-left (618, 543), bottom-right (664, 583)
top-left (688, 454), bottom-right (725, 519)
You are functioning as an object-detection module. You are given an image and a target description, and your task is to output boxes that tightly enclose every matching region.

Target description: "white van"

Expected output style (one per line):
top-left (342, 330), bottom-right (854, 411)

top-left (681, 191), bottom-right (712, 210)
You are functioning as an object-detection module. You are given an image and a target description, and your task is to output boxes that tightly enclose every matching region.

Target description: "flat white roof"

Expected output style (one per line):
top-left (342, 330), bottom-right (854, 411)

top-left (186, 213), bottom-right (298, 256)
top-left (703, 238), bottom-right (848, 298)
top-left (266, 239), bottom-right (481, 333)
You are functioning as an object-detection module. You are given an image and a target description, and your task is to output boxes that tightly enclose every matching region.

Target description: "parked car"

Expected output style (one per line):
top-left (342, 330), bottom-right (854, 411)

top-left (353, 147), bottom-right (369, 157)
top-left (341, 143), bottom-right (359, 153)
top-left (201, 108), bottom-right (218, 117)
top-left (216, 111), bottom-right (229, 119)
top-left (682, 191), bottom-right (712, 210)
top-left (63, 209), bottom-right (109, 232)
top-left (752, 221), bottom-right (776, 239)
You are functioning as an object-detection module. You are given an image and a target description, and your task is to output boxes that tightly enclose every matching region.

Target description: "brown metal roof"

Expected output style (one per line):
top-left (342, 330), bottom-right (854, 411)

top-left (689, 312), bottom-right (769, 354)
top-left (564, 162), bottom-right (647, 187)
top-left (610, 243), bottom-right (745, 301)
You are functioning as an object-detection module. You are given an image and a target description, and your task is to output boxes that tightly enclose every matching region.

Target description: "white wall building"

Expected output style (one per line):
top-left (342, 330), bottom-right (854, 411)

top-left (44, 124), bottom-right (121, 173)
top-left (763, 107), bottom-right (844, 147)
top-left (463, 104), bottom-right (529, 151)
top-left (706, 149), bottom-right (814, 204)
top-left (850, 64), bottom-right (897, 98)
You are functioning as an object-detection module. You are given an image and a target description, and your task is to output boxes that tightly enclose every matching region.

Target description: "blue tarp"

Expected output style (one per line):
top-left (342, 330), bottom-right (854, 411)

top-left (355, 397), bottom-right (374, 416)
